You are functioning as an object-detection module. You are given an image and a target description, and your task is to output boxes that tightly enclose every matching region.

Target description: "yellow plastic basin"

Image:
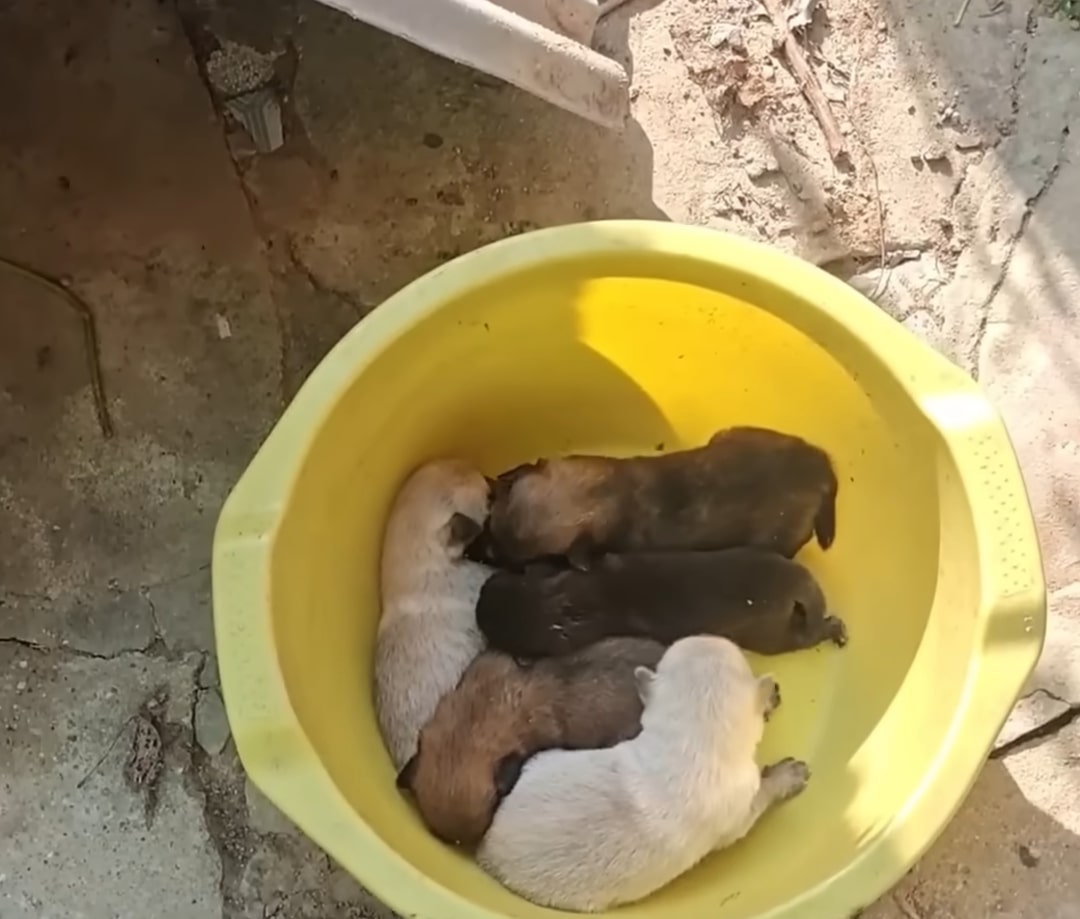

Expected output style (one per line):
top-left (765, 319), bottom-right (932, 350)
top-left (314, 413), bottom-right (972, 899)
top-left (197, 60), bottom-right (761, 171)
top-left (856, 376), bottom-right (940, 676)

top-left (212, 222), bottom-right (1046, 919)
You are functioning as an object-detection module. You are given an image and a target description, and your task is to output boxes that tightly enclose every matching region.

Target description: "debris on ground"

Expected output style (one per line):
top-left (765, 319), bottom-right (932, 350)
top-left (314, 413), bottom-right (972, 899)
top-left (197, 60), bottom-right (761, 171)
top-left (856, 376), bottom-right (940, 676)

top-left (205, 39), bottom-right (279, 97)
top-left (77, 684), bottom-right (169, 827)
top-left (125, 689), bottom-right (167, 827)
top-left (668, 0), bottom-right (901, 264)
top-left (224, 88), bottom-right (285, 153)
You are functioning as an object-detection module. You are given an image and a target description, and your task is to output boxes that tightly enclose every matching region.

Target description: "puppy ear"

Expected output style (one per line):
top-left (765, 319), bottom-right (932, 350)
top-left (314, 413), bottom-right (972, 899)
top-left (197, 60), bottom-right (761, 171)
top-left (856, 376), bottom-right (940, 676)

top-left (462, 524), bottom-right (495, 563)
top-left (498, 460), bottom-right (545, 488)
top-left (634, 666), bottom-right (656, 704)
top-left (444, 512), bottom-right (483, 551)
top-left (396, 754), bottom-right (419, 793)
top-left (493, 753), bottom-right (525, 799)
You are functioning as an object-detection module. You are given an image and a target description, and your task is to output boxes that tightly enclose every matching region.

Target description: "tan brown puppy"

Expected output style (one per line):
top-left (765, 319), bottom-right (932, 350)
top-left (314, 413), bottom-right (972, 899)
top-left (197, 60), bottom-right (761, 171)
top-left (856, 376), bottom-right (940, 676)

top-left (471, 426), bottom-right (837, 568)
top-left (476, 547), bottom-right (847, 659)
top-left (395, 637), bottom-right (664, 848)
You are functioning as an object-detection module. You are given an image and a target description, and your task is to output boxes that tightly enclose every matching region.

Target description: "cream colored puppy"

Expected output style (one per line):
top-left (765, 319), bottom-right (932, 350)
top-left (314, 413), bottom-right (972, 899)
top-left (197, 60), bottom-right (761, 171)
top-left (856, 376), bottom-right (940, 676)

top-left (477, 634), bottom-right (809, 912)
top-left (375, 458), bottom-right (493, 769)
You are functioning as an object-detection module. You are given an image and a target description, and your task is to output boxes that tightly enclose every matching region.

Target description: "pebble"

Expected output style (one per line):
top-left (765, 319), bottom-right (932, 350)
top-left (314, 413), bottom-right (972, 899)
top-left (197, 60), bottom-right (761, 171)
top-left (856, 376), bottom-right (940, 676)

top-left (194, 688), bottom-right (231, 756)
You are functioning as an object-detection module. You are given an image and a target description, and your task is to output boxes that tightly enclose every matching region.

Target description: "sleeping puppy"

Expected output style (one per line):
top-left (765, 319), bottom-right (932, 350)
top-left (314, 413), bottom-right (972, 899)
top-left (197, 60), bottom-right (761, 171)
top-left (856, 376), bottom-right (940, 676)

top-left (476, 547), bottom-right (847, 659)
top-left (477, 635), bottom-right (810, 912)
top-left (396, 637), bottom-right (664, 849)
top-left (375, 458), bottom-right (494, 769)
top-left (474, 426), bottom-right (837, 568)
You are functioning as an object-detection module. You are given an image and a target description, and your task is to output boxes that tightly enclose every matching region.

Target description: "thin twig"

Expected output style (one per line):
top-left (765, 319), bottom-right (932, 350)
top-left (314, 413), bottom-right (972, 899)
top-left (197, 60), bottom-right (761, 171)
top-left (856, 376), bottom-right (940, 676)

top-left (0, 256), bottom-right (114, 438)
top-left (758, 0), bottom-right (847, 161)
top-left (954, 0), bottom-right (974, 27)
top-left (76, 714), bottom-right (136, 789)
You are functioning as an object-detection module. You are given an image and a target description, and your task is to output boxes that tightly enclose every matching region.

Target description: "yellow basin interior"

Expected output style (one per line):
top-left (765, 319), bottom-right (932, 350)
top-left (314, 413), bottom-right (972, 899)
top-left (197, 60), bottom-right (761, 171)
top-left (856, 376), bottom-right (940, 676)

top-left (212, 222), bottom-right (1045, 919)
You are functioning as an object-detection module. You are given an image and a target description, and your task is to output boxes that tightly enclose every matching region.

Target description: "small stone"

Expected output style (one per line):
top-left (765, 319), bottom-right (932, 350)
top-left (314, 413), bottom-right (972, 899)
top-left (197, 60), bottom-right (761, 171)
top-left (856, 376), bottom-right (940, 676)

top-left (198, 655), bottom-right (220, 689)
top-left (15, 681), bottom-right (27, 692)
top-left (921, 143), bottom-right (948, 162)
top-left (225, 88), bottom-right (284, 154)
top-left (421, 132), bottom-right (444, 149)
top-left (1017, 843), bottom-right (1039, 867)
top-left (194, 689), bottom-right (231, 756)
top-left (707, 22), bottom-right (745, 51)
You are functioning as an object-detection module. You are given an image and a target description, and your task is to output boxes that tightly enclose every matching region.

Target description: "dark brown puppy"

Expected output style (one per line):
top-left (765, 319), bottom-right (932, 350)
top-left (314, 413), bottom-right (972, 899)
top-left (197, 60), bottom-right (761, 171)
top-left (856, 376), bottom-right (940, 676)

top-left (471, 426), bottom-right (837, 568)
top-left (396, 637), bottom-right (664, 849)
top-left (475, 547), bottom-right (847, 659)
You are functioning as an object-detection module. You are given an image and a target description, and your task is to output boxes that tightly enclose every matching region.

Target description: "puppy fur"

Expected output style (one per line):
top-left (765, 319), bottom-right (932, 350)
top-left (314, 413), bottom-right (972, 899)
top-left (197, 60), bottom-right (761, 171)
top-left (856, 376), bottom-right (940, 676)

top-left (476, 546), bottom-right (847, 659)
top-left (397, 637), bottom-right (664, 848)
top-left (480, 426), bottom-right (838, 567)
top-left (477, 635), bottom-right (810, 912)
top-left (375, 458), bottom-right (494, 769)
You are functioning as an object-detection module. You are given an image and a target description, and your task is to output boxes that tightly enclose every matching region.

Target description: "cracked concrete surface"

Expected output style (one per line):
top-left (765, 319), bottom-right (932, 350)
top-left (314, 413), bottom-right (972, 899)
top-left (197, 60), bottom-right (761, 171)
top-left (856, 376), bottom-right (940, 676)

top-left (1, 0), bottom-right (1079, 915)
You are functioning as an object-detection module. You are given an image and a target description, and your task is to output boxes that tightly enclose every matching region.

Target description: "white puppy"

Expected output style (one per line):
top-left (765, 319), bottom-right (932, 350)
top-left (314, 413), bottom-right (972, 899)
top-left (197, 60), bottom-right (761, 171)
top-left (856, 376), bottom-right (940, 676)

top-left (477, 634), bottom-right (809, 912)
top-left (375, 458), bottom-right (493, 770)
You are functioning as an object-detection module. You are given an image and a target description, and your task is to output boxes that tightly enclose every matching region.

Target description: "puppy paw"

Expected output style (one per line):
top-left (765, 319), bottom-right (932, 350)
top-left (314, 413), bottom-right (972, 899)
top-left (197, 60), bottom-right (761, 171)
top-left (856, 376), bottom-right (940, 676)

top-left (826, 616), bottom-right (848, 647)
top-left (759, 675), bottom-right (781, 718)
top-left (762, 757), bottom-right (810, 801)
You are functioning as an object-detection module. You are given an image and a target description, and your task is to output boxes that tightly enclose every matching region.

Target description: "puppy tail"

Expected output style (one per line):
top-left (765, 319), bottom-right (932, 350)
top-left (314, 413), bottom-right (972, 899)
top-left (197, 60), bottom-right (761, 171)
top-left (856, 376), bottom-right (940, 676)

top-left (814, 474), bottom-right (838, 550)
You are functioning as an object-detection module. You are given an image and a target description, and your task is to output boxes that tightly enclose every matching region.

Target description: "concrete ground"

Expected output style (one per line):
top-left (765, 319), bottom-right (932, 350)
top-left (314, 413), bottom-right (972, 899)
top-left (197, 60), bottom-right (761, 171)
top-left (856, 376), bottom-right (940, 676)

top-left (1, 0), bottom-right (1078, 916)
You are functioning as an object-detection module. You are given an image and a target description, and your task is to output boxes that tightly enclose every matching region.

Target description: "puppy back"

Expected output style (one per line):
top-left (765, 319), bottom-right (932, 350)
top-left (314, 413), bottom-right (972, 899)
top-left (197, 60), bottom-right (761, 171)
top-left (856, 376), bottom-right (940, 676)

top-left (545, 638), bottom-right (664, 747)
top-left (475, 568), bottom-right (588, 657)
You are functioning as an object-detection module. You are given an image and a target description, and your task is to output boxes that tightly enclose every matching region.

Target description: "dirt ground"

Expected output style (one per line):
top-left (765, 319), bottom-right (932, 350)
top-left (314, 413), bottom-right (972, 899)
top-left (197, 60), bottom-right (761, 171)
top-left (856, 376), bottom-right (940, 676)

top-left (1, 0), bottom-right (1079, 916)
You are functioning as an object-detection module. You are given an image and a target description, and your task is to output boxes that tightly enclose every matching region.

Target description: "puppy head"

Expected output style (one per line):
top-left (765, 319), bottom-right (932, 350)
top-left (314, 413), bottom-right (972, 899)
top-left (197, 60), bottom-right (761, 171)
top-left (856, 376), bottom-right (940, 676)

top-left (649, 635), bottom-right (757, 713)
top-left (487, 458), bottom-right (606, 563)
top-left (396, 657), bottom-right (529, 849)
top-left (390, 459), bottom-right (491, 560)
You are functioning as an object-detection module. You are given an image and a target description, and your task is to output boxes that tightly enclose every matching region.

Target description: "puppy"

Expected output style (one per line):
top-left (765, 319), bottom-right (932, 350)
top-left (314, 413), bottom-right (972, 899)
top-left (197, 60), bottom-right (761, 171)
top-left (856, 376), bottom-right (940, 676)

top-left (477, 635), bottom-right (810, 912)
top-left (476, 546), bottom-right (847, 659)
top-left (396, 637), bottom-right (664, 848)
top-left (375, 458), bottom-right (493, 769)
top-left (475, 426), bottom-right (837, 567)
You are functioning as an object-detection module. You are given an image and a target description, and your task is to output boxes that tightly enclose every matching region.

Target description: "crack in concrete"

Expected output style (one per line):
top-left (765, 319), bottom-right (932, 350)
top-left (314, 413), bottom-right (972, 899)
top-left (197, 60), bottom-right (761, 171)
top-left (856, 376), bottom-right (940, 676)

top-left (170, 0), bottom-right (293, 414)
top-left (968, 123), bottom-right (1071, 378)
top-left (141, 564), bottom-right (211, 593)
top-left (0, 634), bottom-right (128, 661)
top-left (991, 703), bottom-right (1080, 760)
top-left (1020, 686), bottom-right (1078, 707)
top-left (190, 743), bottom-right (260, 917)
top-left (0, 633), bottom-right (184, 664)
top-left (283, 235), bottom-right (372, 321)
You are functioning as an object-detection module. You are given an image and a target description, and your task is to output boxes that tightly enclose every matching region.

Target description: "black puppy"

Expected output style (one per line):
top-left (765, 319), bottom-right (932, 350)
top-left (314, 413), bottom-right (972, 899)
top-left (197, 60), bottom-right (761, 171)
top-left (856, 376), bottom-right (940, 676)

top-left (475, 547), bottom-right (847, 658)
top-left (473, 426), bottom-right (838, 569)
